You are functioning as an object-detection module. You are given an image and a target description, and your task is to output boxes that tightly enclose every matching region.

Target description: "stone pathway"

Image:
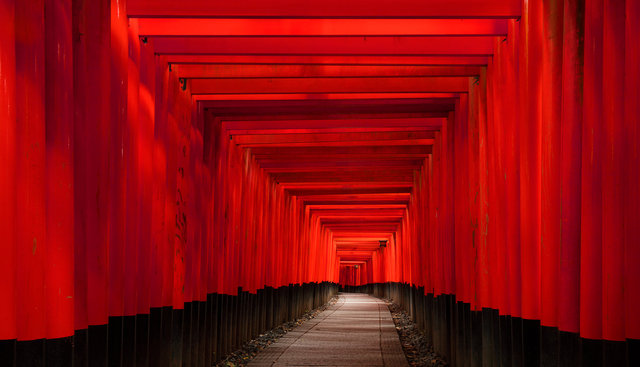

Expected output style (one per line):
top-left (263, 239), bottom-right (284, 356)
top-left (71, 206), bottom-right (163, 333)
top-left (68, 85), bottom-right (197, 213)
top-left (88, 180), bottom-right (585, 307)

top-left (248, 293), bottom-right (408, 367)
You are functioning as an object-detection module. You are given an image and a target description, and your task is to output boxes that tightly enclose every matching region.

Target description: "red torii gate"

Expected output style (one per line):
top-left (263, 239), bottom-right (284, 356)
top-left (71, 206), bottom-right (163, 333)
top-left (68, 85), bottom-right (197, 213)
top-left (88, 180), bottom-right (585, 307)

top-left (0, 0), bottom-right (639, 366)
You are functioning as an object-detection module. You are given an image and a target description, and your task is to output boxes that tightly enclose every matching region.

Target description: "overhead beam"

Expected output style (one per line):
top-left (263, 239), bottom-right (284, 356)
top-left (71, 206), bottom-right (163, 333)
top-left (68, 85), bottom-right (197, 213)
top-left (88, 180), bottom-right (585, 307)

top-left (229, 127), bottom-right (437, 136)
top-left (231, 130), bottom-right (435, 145)
top-left (152, 36), bottom-right (494, 56)
top-left (236, 139), bottom-right (433, 147)
top-left (286, 187), bottom-right (412, 196)
top-left (339, 260), bottom-right (371, 264)
top-left (325, 221), bottom-right (401, 226)
top-left (303, 200), bottom-right (410, 206)
top-left (201, 98), bottom-right (456, 115)
top-left (204, 98), bottom-right (455, 108)
top-left (167, 55), bottom-right (490, 65)
top-left (311, 205), bottom-right (407, 210)
top-left (325, 222), bottom-right (401, 228)
top-left (337, 251), bottom-right (379, 255)
top-left (272, 170), bottom-right (415, 183)
top-left (257, 155), bottom-right (424, 163)
top-left (320, 217), bottom-right (404, 223)
top-left (338, 258), bottom-right (375, 261)
top-left (329, 227), bottom-right (399, 232)
top-left (337, 246), bottom-right (383, 250)
top-left (177, 64), bottom-right (482, 78)
top-left (311, 208), bottom-right (405, 216)
top-left (257, 155), bottom-right (427, 162)
top-left (299, 192), bottom-right (411, 200)
top-left (332, 232), bottom-right (395, 237)
top-left (137, 18), bottom-right (508, 36)
top-left (260, 160), bottom-right (423, 172)
top-left (195, 93), bottom-right (458, 101)
top-left (251, 145), bottom-right (432, 158)
top-left (337, 254), bottom-right (376, 258)
top-left (221, 117), bottom-right (445, 131)
top-left (191, 77), bottom-right (469, 94)
top-left (127, 0), bottom-right (521, 18)
top-left (283, 182), bottom-right (413, 187)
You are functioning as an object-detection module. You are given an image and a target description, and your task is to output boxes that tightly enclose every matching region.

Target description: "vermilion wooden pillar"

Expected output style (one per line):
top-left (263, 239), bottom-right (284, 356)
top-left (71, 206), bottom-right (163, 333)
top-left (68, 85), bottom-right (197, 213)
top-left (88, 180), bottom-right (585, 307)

top-left (474, 69), bottom-right (490, 311)
top-left (504, 19), bottom-right (522, 321)
top-left (123, 16), bottom-right (142, 316)
top-left (44, 0), bottom-right (75, 359)
top-left (164, 60), bottom-right (177, 311)
top-left (108, 0), bottom-right (128, 328)
top-left (148, 53), bottom-right (169, 367)
top-left (485, 62), bottom-right (498, 314)
top-left (624, 0), bottom-right (640, 343)
top-left (454, 94), bottom-right (471, 308)
top-left (163, 60), bottom-right (178, 312)
top-left (72, 2), bottom-right (90, 365)
top-left (2, 1), bottom-right (640, 365)
top-left (82, 0), bottom-right (112, 350)
top-left (601, 0), bottom-right (625, 346)
top-left (45, 1), bottom-right (75, 365)
top-left (72, 1), bottom-right (114, 364)
top-left (538, 1), bottom-right (565, 364)
top-left (540, 0), bottom-right (563, 333)
top-left (581, 0), bottom-right (604, 343)
top-left (15, 2), bottom-right (46, 362)
top-left (212, 116), bottom-right (227, 295)
top-left (467, 76), bottom-right (481, 312)
top-left (121, 17), bottom-right (141, 367)
top-left (519, 0), bottom-right (542, 326)
top-left (136, 31), bottom-right (155, 323)
top-left (0, 0), bottom-right (17, 347)
top-left (486, 42), bottom-right (508, 316)
top-left (124, 17), bottom-right (141, 320)
top-left (558, 0), bottom-right (583, 338)
top-left (441, 112), bottom-right (455, 296)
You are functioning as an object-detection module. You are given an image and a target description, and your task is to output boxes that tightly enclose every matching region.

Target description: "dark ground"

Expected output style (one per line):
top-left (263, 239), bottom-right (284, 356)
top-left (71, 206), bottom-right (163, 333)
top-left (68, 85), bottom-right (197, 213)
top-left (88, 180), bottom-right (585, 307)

top-left (384, 299), bottom-right (448, 367)
top-left (215, 295), bottom-right (447, 367)
top-left (215, 296), bottom-right (339, 367)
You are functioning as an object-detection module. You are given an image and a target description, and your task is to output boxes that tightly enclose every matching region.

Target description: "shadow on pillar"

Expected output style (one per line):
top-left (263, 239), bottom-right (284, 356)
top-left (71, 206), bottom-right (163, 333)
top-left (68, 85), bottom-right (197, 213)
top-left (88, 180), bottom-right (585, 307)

top-left (5, 282), bottom-right (339, 366)
top-left (354, 282), bottom-right (637, 367)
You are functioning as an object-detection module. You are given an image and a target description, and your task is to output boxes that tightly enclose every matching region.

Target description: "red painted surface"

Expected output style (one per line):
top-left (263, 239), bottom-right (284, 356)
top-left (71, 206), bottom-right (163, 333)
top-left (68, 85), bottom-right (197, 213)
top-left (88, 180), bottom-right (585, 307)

top-left (558, 0), bottom-right (582, 335)
top-left (581, 0), bottom-right (604, 341)
top-left (1, 0), bottom-right (639, 348)
top-left (44, 0), bottom-right (74, 339)
top-left (624, 0), bottom-right (640, 341)
top-left (124, 17), bottom-right (140, 317)
top-left (0, 0), bottom-right (17, 341)
top-left (15, 0), bottom-right (46, 341)
top-left (151, 36), bottom-right (495, 56)
top-left (137, 18), bottom-right (508, 37)
top-left (127, 0), bottom-right (521, 18)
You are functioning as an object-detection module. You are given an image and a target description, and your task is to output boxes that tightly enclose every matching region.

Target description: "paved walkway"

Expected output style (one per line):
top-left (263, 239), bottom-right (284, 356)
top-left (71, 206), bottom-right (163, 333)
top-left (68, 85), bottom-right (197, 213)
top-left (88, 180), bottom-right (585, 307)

top-left (248, 293), bottom-right (408, 367)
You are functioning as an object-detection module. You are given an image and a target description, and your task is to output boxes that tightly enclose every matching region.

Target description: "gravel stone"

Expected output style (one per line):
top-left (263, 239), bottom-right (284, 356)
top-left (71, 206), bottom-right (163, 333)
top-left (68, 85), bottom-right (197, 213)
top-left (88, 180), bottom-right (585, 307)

top-left (383, 299), bottom-right (448, 367)
top-left (215, 296), bottom-right (339, 367)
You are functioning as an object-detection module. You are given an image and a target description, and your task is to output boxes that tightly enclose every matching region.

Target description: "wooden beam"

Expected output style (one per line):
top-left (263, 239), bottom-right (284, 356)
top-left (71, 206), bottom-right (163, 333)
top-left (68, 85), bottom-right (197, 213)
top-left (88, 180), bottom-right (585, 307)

top-left (128, 0), bottom-right (521, 18)
top-left (167, 54), bottom-right (489, 65)
top-left (137, 18), bottom-right (508, 36)
top-left (177, 64), bottom-right (482, 78)
top-left (191, 77), bottom-right (469, 94)
top-left (152, 36), bottom-right (494, 56)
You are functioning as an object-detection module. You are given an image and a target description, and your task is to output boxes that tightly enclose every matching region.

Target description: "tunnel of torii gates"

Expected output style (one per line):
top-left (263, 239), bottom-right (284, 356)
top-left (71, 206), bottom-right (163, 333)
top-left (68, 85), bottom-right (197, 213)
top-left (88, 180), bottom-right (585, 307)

top-left (0, 0), bottom-right (639, 366)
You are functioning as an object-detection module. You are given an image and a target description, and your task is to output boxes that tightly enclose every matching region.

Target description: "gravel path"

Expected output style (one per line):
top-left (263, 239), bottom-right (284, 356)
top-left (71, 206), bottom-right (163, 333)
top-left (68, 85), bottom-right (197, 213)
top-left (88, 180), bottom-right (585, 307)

top-left (215, 294), bottom-right (447, 367)
top-left (247, 293), bottom-right (407, 367)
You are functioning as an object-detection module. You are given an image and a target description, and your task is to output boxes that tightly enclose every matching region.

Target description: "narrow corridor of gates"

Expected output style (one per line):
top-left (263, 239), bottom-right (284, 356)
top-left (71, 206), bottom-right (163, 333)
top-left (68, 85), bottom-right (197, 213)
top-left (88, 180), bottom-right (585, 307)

top-left (1, 0), bottom-right (639, 366)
